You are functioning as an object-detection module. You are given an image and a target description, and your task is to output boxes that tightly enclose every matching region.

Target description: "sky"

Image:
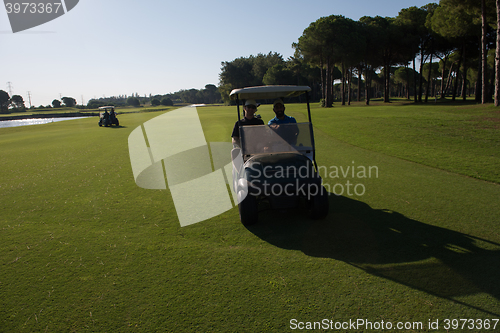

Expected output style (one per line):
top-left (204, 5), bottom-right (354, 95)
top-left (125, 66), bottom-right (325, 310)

top-left (1, 0), bottom-right (434, 107)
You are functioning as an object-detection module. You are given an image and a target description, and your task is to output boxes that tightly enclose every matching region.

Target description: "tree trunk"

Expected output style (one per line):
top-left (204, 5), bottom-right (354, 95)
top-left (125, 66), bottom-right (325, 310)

top-left (384, 64), bottom-right (390, 103)
top-left (325, 58), bottom-right (332, 107)
top-left (419, 49), bottom-right (425, 102)
top-left (462, 43), bottom-right (467, 102)
top-left (452, 54), bottom-right (462, 101)
top-left (425, 52), bottom-right (433, 103)
top-left (482, 0), bottom-right (488, 104)
top-left (441, 58), bottom-right (447, 99)
top-left (331, 65), bottom-right (336, 104)
top-left (405, 64), bottom-right (410, 100)
top-left (341, 62), bottom-right (346, 105)
top-left (348, 67), bottom-right (352, 105)
top-left (476, 41), bottom-right (483, 103)
top-left (444, 62), bottom-right (456, 96)
top-left (489, 59), bottom-right (495, 100)
top-left (413, 57), bottom-right (418, 103)
top-left (357, 66), bottom-right (362, 102)
top-left (320, 58), bottom-right (325, 102)
top-left (495, 0), bottom-right (500, 106)
top-left (365, 64), bottom-right (371, 105)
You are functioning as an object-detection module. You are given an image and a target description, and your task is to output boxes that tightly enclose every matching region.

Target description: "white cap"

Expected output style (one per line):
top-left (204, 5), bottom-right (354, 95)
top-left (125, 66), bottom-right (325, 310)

top-left (244, 99), bottom-right (259, 107)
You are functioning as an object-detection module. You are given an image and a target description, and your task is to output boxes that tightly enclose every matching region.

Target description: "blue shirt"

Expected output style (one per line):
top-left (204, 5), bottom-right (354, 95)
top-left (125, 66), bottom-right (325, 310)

top-left (268, 115), bottom-right (297, 125)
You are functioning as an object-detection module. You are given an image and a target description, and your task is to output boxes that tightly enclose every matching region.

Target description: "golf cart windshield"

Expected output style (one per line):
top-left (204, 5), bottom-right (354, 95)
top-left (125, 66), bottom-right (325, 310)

top-left (240, 122), bottom-right (314, 159)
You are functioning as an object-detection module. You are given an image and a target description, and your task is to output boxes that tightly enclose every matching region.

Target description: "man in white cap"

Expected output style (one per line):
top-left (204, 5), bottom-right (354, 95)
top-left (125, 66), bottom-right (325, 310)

top-left (268, 99), bottom-right (296, 126)
top-left (231, 99), bottom-right (264, 147)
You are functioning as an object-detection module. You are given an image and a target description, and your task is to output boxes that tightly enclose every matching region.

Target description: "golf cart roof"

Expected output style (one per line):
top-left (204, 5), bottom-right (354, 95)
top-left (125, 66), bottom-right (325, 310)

top-left (229, 85), bottom-right (311, 100)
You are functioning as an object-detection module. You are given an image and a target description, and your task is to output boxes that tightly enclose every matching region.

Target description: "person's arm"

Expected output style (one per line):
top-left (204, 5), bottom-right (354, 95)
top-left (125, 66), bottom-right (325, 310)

top-left (232, 136), bottom-right (241, 148)
top-left (231, 120), bottom-right (241, 148)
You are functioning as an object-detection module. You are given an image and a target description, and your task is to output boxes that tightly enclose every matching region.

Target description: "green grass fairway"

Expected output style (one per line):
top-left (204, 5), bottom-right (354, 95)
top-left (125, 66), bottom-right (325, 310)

top-left (1, 103), bottom-right (499, 332)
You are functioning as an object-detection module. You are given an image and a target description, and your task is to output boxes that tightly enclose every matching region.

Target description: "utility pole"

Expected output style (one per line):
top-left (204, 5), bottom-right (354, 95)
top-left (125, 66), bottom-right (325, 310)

top-left (7, 82), bottom-right (13, 96)
top-left (27, 91), bottom-right (32, 108)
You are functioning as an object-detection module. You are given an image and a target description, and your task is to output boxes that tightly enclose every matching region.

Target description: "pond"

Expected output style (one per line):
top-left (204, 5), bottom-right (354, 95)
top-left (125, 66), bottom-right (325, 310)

top-left (0, 117), bottom-right (90, 129)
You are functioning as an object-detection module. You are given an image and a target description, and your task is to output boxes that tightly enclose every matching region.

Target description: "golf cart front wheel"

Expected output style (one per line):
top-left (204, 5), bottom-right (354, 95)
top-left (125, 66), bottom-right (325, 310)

top-left (238, 194), bottom-right (258, 226)
top-left (309, 185), bottom-right (329, 219)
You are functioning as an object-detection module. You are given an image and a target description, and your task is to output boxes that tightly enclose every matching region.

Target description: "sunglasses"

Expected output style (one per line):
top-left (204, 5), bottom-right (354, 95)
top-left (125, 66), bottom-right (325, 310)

top-left (245, 105), bottom-right (257, 109)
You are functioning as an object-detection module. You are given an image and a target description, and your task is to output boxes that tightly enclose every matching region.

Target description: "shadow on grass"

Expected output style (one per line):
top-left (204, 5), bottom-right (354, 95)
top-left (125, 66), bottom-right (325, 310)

top-left (246, 195), bottom-right (500, 315)
top-left (99, 125), bottom-right (127, 129)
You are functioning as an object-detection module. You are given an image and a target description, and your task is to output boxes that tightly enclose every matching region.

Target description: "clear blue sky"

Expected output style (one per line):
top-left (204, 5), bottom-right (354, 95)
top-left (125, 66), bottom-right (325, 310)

top-left (1, 0), bottom-right (434, 107)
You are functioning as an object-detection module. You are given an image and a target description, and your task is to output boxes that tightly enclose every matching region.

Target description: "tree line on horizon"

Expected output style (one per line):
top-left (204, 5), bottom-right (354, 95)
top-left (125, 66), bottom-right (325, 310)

top-left (0, 85), bottom-right (222, 113)
top-left (0, 91), bottom-right (79, 113)
top-left (84, 84), bottom-right (222, 109)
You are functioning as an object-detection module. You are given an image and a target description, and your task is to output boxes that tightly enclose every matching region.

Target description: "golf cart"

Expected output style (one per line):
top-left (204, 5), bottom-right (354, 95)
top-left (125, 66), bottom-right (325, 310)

top-left (230, 85), bottom-right (329, 226)
top-left (98, 106), bottom-right (119, 127)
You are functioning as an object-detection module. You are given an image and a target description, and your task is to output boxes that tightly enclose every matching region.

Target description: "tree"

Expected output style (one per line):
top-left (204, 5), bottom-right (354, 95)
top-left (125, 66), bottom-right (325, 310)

top-left (333, 18), bottom-right (366, 105)
top-left (397, 5), bottom-right (441, 103)
top-left (202, 84), bottom-right (221, 104)
top-left (52, 99), bottom-right (62, 108)
top-left (482, 0), bottom-right (488, 103)
top-left (359, 17), bottom-right (384, 105)
top-left (293, 19), bottom-right (329, 103)
top-left (361, 16), bottom-right (406, 103)
top-left (288, 54), bottom-right (322, 100)
top-left (219, 57), bottom-right (254, 91)
top-left (62, 97), bottom-right (77, 107)
top-left (431, 34), bottom-right (456, 99)
top-left (161, 98), bottom-right (173, 106)
top-left (178, 89), bottom-right (200, 104)
top-left (495, 0), bottom-right (500, 105)
top-left (251, 52), bottom-right (285, 83)
top-left (151, 99), bottom-right (161, 106)
top-left (430, 3), bottom-right (466, 101)
top-left (422, 62), bottom-right (440, 99)
top-left (127, 97), bottom-right (140, 107)
top-left (0, 90), bottom-right (9, 114)
top-left (219, 53), bottom-right (287, 101)
top-left (429, 0), bottom-right (492, 101)
top-left (394, 66), bottom-right (416, 98)
top-left (287, 55), bottom-right (305, 86)
top-left (396, 7), bottom-right (425, 102)
top-left (294, 15), bottom-right (363, 106)
top-left (217, 84), bottom-right (233, 105)
top-left (263, 64), bottom-right (295, 85)
top-left (10, 95), bottom-right (25, 111)
top-left (442, 0), bottom-right (496, 102)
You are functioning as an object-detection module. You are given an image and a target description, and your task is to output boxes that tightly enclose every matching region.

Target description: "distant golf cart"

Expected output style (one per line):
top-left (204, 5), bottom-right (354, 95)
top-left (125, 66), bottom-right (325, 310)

top-left (98, 106), bottom-right (119, 127)
top-left (230, 85), bottom-right (329, 226)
